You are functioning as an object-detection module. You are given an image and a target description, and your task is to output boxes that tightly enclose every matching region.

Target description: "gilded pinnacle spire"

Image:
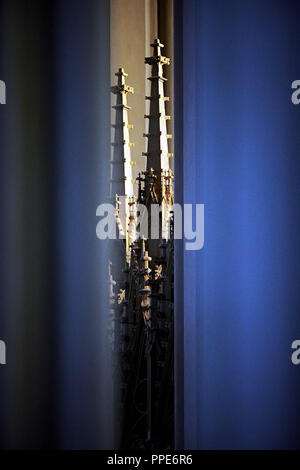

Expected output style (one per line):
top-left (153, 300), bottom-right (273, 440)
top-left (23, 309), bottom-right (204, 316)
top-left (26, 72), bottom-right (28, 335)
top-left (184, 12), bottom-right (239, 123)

top-left (143, 39), bottom-right (173, 172)
top-left (110, 68), bottom-right (137, 264)
top-left (110, 67), bottom-right (135, 199)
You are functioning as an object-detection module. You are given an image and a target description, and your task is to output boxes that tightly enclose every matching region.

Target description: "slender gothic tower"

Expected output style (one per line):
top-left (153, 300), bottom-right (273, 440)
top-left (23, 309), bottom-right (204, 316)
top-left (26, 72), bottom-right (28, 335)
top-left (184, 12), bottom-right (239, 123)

top-left (143, 39), bottom-right (173, 251)
top-left (144, 38), bottom-right (172, 173)
top-left (110, 68), bottom-right (136, 263)
top-left (110, 42), bottom-right (174, 450)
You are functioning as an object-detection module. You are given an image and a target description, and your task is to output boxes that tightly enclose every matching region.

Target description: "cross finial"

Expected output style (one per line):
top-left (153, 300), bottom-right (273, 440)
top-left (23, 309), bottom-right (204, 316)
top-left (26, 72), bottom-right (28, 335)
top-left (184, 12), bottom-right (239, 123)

top-left (151, 38), bottom-right (164, 48)
top-left (151, 38), bottom-right (164, 56)
top-left (115, 67), bottom-right (128, 87)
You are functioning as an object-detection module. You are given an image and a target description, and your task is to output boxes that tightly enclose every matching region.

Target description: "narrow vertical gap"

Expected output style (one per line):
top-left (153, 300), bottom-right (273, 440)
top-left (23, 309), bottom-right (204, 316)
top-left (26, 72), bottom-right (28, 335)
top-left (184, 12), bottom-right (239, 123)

top-left (157, 0), bottom-right (174, 167)
top-left (173, 0), bottom-right (184, 450)
top-left (145, 0), bottom-right (158, 155)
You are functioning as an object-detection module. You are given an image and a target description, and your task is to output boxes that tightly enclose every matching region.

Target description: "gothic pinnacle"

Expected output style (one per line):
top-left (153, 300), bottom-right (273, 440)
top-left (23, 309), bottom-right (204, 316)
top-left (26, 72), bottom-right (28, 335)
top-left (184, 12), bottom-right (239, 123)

top-left (110, 67), bottom-right (135, 199)
top-left (144, 39), bottom-right (172, 173)
top-left (110, 68), bottom-right (137, 264)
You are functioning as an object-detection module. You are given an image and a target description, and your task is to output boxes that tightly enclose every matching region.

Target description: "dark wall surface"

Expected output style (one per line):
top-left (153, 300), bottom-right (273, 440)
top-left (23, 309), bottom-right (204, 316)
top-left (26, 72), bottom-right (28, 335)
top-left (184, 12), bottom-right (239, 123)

top-left (0, 0), bottom-right (112, 449)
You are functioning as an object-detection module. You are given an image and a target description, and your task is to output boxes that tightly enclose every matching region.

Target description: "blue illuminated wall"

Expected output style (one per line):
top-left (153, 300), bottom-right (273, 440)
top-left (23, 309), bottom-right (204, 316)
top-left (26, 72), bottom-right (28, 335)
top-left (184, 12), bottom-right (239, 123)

top-left (174, 0), bottom-right (300, 449)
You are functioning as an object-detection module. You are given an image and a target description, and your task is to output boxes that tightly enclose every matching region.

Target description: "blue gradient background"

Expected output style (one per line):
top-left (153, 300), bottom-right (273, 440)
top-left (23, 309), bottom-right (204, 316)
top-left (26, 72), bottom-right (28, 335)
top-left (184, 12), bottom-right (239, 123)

top-left (175, 0), bottom-right (300, 449)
